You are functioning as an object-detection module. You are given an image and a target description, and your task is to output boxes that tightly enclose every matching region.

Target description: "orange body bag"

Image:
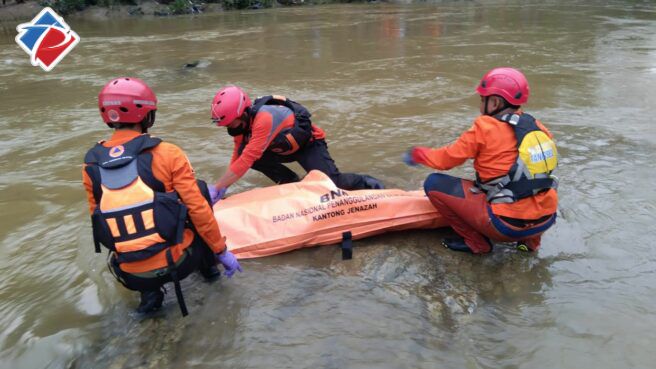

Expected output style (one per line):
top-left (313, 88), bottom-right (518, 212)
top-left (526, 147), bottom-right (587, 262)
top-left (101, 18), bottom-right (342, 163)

top-left (214, 171), bottom-right (447, 259)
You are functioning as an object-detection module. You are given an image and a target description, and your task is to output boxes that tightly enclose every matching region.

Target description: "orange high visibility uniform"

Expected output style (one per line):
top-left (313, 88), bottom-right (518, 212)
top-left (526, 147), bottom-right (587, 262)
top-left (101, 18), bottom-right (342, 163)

top-left (412, 114), bottom-right (558, 220)
top-left (83, 130), bottom-right (226, 274)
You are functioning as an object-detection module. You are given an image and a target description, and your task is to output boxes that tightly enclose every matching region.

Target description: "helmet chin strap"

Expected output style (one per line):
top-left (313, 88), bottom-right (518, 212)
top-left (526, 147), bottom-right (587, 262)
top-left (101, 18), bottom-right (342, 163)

top-left (226, 109), bottom-right (253, 137)
top-left (140, 111), bottom-right (156, 133)
top-left (484, 96), bottom-right (511, 117)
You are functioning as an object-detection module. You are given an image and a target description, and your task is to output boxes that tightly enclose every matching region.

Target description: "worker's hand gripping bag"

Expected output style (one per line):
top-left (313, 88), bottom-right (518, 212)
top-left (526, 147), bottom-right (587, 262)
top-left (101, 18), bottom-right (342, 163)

top-left (214, 170), bottom-right (447, 259)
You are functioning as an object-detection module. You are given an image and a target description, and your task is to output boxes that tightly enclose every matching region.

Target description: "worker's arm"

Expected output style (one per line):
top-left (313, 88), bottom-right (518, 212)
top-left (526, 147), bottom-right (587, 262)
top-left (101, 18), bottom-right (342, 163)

top-left (215, 113), bottom-right (273, 189)
top-left (167, 144), bottom-right (226, 253)
top-left (410, 120), bottom-right (482, 170)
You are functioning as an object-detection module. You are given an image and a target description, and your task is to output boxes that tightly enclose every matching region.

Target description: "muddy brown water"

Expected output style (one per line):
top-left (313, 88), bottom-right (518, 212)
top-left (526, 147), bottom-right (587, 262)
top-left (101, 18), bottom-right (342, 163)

top-left (1, 1), bottom-right (655, 368)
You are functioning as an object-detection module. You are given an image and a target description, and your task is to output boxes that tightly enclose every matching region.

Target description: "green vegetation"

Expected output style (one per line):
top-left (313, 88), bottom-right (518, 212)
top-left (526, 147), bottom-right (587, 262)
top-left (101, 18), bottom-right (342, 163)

top-left (40, 0), bottom-right (85, 14)
top-left (167, 0), bottom-right (192, 14)
top-left (40, 0), bottom-right (136, 14)
top-left (38, 0), bottom-right (270, 15)
top-left (36, 0), bottom-right (367, 15)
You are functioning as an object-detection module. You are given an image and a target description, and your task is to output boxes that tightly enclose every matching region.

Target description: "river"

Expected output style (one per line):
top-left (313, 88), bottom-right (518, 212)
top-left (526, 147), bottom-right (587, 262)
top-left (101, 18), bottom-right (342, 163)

top-left (0, 1), bottom-right (655, 368)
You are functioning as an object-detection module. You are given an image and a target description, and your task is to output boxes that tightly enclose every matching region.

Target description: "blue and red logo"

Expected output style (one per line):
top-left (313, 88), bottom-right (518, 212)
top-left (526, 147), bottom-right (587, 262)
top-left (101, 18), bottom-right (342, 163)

top-left (15, 7), bottom-right (80, 72)
top-left (109, 145), bottom-right (125, 158)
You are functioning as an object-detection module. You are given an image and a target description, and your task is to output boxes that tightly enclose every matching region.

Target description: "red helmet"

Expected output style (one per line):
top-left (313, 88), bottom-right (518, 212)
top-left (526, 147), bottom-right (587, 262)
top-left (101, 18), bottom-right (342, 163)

top-left (211, 85), bottom-right (251, 126)
top-left (98, 77), bottom-right (157, 124)
top-left (476, 67), bottom-right (529, 105)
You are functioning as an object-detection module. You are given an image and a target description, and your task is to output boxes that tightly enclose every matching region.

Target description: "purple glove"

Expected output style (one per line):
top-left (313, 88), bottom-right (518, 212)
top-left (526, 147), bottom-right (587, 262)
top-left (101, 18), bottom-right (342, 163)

top-left (216, 249), bottom-right (242, 278)
top-left (208, 185), bottom-right (227, 205)
top-left (403, 148), bottom-right (419, 166)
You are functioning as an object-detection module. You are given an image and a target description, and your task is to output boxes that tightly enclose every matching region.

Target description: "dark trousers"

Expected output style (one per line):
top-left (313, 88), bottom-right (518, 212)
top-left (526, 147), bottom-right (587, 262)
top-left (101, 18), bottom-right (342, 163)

top-left (251, 139), bottom-right (381, 190)
top-left (111, 236), bottom-right (217, 292)
top-left (423, 173), bottom-right (556, 253)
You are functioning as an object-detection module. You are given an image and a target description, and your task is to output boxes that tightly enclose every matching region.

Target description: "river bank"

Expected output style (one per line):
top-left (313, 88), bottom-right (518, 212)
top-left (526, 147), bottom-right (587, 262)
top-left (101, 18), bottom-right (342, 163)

top-left (0, 1), bottom-right (43, 22)
top-left (0, 0), bottom-right (248, 22)
top-left (0, 0), bottom-right (396, 22)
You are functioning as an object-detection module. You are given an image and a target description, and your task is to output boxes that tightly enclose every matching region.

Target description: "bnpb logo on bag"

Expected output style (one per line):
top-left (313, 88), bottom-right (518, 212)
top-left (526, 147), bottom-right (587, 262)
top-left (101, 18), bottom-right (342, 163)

top-left (15, 7), bottom-right (80, 72)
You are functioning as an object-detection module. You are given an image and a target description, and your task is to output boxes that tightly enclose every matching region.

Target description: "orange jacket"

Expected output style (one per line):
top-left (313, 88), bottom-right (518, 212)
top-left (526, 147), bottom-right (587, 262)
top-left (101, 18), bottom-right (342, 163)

top-left (83, 130), bottom-right (226, 273)
top-left (412, 114), bottom-right (558, 219)
top-left (229, 107), bottom-right (326, 177)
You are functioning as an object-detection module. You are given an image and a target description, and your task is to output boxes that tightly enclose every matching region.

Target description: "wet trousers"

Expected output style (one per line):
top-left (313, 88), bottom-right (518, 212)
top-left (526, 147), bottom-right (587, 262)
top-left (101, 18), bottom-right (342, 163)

top-left (423, 173), bottom-right (556, 253)
top-left (110, 236), bottom-right (217, 292)
top-left (251, 139), bottom-right (383, 190)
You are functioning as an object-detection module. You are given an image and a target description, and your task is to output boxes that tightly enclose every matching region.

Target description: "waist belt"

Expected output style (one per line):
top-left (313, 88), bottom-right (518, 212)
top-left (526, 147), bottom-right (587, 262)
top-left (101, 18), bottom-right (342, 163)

top-left (489, 208), bottom-right (556, 238)
top-left (126, 248), bottom-right (191, 278)
top-left (498, 214), bottom-right (553, 228)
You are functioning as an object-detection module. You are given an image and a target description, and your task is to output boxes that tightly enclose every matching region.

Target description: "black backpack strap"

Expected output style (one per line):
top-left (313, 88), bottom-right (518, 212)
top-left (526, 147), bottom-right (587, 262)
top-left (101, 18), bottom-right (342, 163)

top-left (195, 179), bottom-right (212, 207)
top-left (137, 134), bottom-right (162, 151)
top-left (83, 142), bottom-right (103, 164)
top-left (85, 144), bottom-right (106, 253)
top-left (91, 213), bottom-right (102, 253)
top-left (341, 231), bottom-right (353, 260)
top-left (131, 135), bottom-right (165, 192)
top-left (253, 95), bottom-right (312, 120)
top-left (496, 113), bottom-right (541, 146)
top-left (137, 151), bottom-right (165, 192)
top-left (166, 248), bottom-right (189, 317)
top-left (84, 143), bottom-right (105, 205)
top-left (286, 98), bottom-right (312, 120)
top-left (84, 164), bottom-right (103, 204)
top-left (505, 177), bottom-right (554, 199)
top-left (251, 95), bottom-right (273, 115)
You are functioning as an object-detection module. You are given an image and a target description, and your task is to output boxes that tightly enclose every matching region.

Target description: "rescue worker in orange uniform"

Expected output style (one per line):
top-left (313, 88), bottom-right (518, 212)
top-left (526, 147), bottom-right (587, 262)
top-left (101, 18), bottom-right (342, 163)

top-left (207, 86), bottom-right (384, 202)
top-left (82, 77), bottom-right (242, 316)
top-left (404, 67), bottom-right (558, 253)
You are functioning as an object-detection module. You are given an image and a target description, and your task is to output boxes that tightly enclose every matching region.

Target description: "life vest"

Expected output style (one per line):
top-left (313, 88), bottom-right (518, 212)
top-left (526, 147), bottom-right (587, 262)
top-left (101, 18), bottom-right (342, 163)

top-left (85, 134), bottom-right (194, 316)
top-left (475, 113), bottom-right (558, 204)
top-left (84, 134), bottom-right (188, 264)
top-left (237, 95), bottom-right (314, 156)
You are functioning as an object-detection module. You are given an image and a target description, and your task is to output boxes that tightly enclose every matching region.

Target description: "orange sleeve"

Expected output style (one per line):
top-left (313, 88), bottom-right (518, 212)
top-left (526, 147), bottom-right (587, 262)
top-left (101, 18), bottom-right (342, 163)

top-left (165, 144), bottom-right (226, 253)
top-left (82, 164), bottom-right (97, 215)
top-left (228, 112), bottom-right (272, 178)
top-left (230, 135), bottom-right (243, 164)
top-left (412, 121), bottom-right (482, 170)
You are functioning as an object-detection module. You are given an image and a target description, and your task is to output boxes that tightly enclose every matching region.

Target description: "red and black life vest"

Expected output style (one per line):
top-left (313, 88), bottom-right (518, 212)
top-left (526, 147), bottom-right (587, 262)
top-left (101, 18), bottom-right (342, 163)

top-left (234, 95), bottom-right (314, 156)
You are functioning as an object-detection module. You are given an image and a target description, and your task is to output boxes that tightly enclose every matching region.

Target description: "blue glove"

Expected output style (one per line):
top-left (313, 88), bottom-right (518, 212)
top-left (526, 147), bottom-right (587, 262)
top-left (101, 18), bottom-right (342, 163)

top-left (216, 249), bottom-right (242, 278)
top-left (208, 185), bottom-right (227, 205)
top-left (403, 148), bottom-right (418, 166)
top-left (363, 175), bottom-right (385, 189)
